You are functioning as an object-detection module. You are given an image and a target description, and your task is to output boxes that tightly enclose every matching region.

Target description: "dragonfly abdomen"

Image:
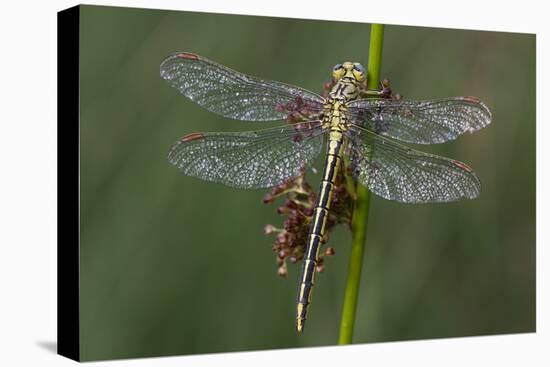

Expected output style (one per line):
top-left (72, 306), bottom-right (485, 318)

top-left (296, 129), bottom-right (344, 332)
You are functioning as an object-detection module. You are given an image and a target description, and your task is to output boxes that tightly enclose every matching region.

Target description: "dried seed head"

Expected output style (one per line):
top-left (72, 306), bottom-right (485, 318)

top-left (263, 164), bottom-right (352, 275)
top-left (277, 206), bottom-right (290, 215)
top-left (324, 247), bottom-right (335, 256)
top-left (263, 193), bottom-right (275, 204)
top-left (276, 232), bottom-right (289, 244)
top-left (278, 264), bottom-right (288, 277)
top-left (264, 224), bottom-right (277, 235)
top-left (285, 199), bottom-right (298, 209)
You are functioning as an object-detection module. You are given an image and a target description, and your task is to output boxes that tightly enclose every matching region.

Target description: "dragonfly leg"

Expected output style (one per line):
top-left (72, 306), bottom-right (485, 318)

top-left (360, 78), bottom-right (401, 100)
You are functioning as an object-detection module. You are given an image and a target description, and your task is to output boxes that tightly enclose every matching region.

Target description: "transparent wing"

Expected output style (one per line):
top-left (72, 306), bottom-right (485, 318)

top-left (346, 97), bottom-right (491, 144)
top-left (160, 52), bottom-right (325, 121)
top-left (345, 124), bottom-right (481, 203)
top-left (168, 121), bottom-right (325, 188)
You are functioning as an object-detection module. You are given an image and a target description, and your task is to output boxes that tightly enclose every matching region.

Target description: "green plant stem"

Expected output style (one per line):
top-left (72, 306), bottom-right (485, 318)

top-left (338, 23), bottom-right (385, 345)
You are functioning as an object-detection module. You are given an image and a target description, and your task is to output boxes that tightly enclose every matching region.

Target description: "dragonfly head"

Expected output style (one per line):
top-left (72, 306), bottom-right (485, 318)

top-left (332, 62), bottom-right (367, 84)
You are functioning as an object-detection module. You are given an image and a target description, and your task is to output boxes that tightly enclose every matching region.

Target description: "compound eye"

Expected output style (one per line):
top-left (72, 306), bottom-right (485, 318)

top-left (353, 63), bottom-right (366, 73)
top-left (333, 63), bottom-right (343, 71)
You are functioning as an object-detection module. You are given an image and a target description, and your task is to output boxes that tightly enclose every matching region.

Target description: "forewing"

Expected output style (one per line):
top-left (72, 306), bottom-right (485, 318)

top-left (345, 125), bottom-right (481, 203)
top-left (160, 52), bottom-right (325, 121)
top-left (346, 97), bottom-right (491, 144)
top-left (168, 121), bottom-right (325, 188)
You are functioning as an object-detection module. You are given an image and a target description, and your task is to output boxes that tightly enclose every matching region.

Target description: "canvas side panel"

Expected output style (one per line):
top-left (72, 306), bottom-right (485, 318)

top-left (57, 5), bottom-right (81, 362)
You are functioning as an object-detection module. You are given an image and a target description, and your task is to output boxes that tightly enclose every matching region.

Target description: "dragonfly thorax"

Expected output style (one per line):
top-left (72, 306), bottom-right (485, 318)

top-left (321, 100), bottom-right (349, 130)
top-left (328, 78), bottom-right (361, 103)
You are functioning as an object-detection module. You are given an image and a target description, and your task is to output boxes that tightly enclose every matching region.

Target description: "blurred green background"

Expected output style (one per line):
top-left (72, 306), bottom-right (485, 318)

top-left (78, 5), bottom-right (535, 361)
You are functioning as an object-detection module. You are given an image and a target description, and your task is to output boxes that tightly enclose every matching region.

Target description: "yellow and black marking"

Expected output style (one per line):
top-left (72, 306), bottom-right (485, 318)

top-left (295, 62), bottom-right (366, 332)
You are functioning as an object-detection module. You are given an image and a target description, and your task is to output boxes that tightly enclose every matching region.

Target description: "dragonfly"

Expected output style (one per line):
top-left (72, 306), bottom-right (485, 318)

top-left (160, 52), bottom-right (492, 333)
